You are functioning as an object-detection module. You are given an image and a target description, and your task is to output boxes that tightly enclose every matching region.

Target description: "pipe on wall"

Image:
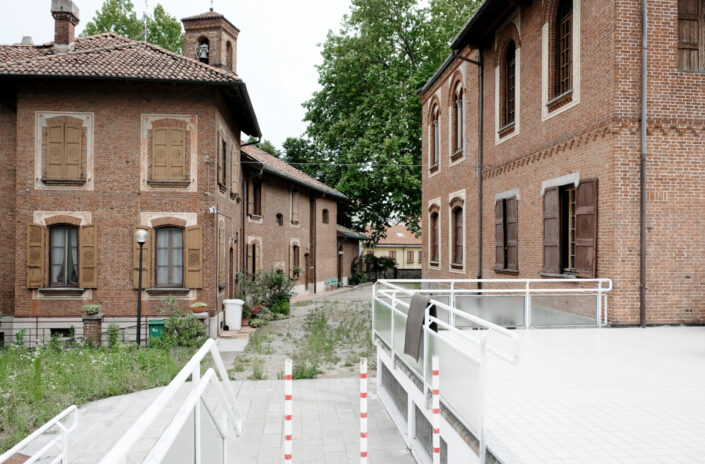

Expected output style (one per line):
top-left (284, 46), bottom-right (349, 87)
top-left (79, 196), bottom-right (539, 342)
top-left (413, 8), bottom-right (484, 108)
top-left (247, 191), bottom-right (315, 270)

top-left (639, 0), bottom-right (648, 327)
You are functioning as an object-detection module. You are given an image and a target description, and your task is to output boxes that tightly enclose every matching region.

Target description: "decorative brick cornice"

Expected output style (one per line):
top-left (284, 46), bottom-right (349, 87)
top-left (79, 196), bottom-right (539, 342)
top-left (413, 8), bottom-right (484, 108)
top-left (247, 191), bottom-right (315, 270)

top-left (151, 216), bottom-right (187, 228)
top-left (45, 215), bottom-right (82, 226)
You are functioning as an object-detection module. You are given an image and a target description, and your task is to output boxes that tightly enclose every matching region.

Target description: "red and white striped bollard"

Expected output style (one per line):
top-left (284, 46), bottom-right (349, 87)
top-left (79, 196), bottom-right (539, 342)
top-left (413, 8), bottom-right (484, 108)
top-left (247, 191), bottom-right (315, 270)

top-left (360, 357), bottom-right (368, 464)
top-left (432, 355), bottom-right (440, 464)
top-left (284, 358), bottom-right (293, 463)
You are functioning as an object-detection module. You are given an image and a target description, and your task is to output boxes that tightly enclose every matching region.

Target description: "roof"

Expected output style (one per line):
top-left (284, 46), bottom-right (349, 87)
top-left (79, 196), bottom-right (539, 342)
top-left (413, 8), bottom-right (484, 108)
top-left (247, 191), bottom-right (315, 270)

top-left (241, 145), bottom-right (346, 200)
top-left (337, 225), bottom-right (367, 241)
top-left (182, 10), bottom-right (240, 33)
top-left (370, 223), bottom-right (421, 246)
top-left (0, 33), bottom-right (261, 137)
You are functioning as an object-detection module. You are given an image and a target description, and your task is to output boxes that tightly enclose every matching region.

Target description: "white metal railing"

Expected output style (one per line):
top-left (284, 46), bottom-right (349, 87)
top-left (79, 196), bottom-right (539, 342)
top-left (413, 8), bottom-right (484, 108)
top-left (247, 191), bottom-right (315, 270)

top-left (0, 405), bottom-right (78, 464)
top-left (100, 338), bottom-right (241, 464)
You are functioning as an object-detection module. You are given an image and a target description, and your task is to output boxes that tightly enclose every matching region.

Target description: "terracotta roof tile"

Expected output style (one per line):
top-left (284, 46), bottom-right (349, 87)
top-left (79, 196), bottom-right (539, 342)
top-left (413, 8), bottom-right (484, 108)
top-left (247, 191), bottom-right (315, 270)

top-left (369, 223), bottom-right (421, 246)
top-left (242, 145), bottom-right (345, 200)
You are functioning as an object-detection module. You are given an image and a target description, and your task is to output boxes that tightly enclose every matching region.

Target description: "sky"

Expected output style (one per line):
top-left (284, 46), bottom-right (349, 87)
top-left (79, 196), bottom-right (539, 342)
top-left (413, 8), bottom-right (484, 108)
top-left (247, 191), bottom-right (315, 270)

top-left (0, 0), bottom-right (353, 150)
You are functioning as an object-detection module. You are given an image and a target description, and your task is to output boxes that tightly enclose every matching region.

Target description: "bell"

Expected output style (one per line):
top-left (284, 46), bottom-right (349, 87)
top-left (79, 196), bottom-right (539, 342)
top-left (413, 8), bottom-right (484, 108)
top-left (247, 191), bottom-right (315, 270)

top-left (198, 43), bottom-right (209, 60)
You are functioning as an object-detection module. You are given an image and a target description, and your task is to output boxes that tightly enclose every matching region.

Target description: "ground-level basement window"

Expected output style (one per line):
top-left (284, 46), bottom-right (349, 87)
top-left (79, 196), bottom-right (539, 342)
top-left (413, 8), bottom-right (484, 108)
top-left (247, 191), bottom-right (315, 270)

top-left (50, 328), bottom-right (72, 338)
top-left (414, 404), bottom-right (448, 464)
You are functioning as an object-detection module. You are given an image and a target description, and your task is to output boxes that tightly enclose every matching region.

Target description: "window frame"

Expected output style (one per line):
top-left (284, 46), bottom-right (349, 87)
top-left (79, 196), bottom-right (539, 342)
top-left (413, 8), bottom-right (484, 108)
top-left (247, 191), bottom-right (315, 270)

top-left (322, 209), bottom-right (329, 224)
top-left (154, 226), bottom-right (184, 288)
top-left (429, 211), bottom-right (440, 266)
top-left (495, 197), bottom-right (519, 273)
top-left (502, 42), bottom-right (516, 130)
top-left (49, 225), bottom-right (79, 288)
top-left (678, 0), bottom-right (705, 71)
top-left (555, 0), bottom-right (573, 96)
top-left (430, 104), bottom-right (440, 172)
top-left (251, 179), bottom-right (262, 216)
top-left (451, 83), bottom-right (464, 161)
top-left (451, 206), bottom-right (464, 269)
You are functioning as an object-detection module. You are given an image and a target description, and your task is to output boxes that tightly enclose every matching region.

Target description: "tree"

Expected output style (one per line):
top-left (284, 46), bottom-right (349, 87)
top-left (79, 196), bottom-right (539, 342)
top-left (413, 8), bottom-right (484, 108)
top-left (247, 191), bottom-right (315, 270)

top-left (82, 0), bottom-right (184, 53)
top-left (302, 0), bottom-right (481, 242)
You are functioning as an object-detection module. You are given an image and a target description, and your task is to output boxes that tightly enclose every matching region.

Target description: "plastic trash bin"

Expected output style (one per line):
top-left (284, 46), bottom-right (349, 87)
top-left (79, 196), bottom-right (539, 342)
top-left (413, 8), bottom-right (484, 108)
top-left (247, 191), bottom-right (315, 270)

top-left (223, 299), bottom-right (244, 331)
top-left (148, 319), bottom-right (165, 342)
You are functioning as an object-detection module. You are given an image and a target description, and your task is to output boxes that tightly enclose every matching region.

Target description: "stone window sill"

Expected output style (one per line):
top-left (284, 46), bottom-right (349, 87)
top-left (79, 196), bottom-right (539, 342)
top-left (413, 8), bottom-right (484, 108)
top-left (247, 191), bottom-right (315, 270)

top-left (41, 178), bottom-right (86, 187)
top-left (249, 214), bottom-right (262, 221)
top-left (451, 263), bottom-right (464, 270)
top-left (546, 90), bottom-right (573, 112)
top-left (538, 272), bottom-right (576, 279)
top-left (498, 122), bottom-right (515, 138)
top-left (145, 287), bottom-right (190, 296)
top-left (39, 287), bottom-right (85, 296)
top-left (429, 261), bottom-right (440, 268)
top-left (147, 179), bottom-right (191, 188)
top-left (429, 163), bottom-right (439, 174)
top-left (450, 149), bottom-right (463, 162)
top-left (494, 268), bottom-right (519, 275)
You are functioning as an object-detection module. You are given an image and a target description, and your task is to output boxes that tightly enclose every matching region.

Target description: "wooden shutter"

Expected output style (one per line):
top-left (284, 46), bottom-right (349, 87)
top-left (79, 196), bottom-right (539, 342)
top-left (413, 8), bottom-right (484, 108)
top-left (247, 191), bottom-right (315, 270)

top-left (185, 225), bottom-right (203, 289)
top-left (247, 180), bottom-right (254, 215)
top-left (230, 145), bottom-right (239, 194)
top-left (291, 190), bottom-right (299, 223)
top-left (247, 243), bottom-right (253, 274)
top-left (543, 187), bottom-right (561, 274)
top-left (27, 223), bottom-right (46, 289)
top-left (218, 222), bottom-right (226, 288)
top-left (289, 245), bottom-right (295, 277)
top-left (678, 0), bottom-right (703, 70)
top-left (574, 179), bottom-right (598, 278)
top-left (506, 198), bottom-right (518, 271)
top-left (47, 125), bottom-right (64, 179)
top-left (217, 138), bottom-right (224, 185)
top-left (133, 226), bottom-right (151, 289)
top-left (64, 125), bottom-right (81, 179)
top-left (152, 128), bottom-right (168, 180)
top-left (169, 128), bottom-right (186, 180)
top-left (253, 243), bottom-right (261, 272)
top-left (495, 201), bottom-right (505, 269)
top-left (79, 224), bottom-right (98, 288)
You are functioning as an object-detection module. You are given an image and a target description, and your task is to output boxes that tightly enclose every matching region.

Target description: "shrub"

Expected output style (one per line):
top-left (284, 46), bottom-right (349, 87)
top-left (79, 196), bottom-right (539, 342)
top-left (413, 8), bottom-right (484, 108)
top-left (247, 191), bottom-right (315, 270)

top-left (249, 318), bottom-right (266, 328)
top-left (81, 304), bottom-right (102, 316)
top-left (107, 323), bottom-right (120, 349)
top-left (157, 314), bottom-right (207, 348)
top-left (271, 299), bottom-right (290, 316)
top-left (154, 295), bottom-right (184, 317)
top-left (237, 269), bottom-right (294, 310)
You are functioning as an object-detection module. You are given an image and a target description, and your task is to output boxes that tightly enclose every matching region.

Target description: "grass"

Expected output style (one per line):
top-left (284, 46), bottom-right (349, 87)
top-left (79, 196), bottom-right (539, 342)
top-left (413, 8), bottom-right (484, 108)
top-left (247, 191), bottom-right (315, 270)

top-left (249, 357), bottom-right (266, 380)
top-left (0, 343), bottom-right (196, 453)
top-left (244, 330), bottom-right (273, 355)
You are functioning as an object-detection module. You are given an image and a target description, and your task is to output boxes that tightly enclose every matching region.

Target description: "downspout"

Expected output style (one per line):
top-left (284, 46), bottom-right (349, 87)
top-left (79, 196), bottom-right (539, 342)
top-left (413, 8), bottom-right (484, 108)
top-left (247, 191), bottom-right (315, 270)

top-left (453, 48), bottom-right (484, 287)
top-left (639, 0), bottom-right (648, 327)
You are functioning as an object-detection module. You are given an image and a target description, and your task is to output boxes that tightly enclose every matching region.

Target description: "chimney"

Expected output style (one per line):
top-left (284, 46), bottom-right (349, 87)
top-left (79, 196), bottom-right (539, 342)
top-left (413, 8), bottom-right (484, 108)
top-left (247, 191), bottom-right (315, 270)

top-left (51, 0), bottom-right (80, 49)
top-left (21, 36), bottom-right (34, 45)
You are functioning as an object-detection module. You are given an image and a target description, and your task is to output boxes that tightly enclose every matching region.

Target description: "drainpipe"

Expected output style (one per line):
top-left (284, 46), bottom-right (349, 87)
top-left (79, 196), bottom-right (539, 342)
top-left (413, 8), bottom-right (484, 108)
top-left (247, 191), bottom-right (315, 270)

top-left (453, 48), bottom-right (484, 287)
top-left (639, 0), bottom-right (648, 327)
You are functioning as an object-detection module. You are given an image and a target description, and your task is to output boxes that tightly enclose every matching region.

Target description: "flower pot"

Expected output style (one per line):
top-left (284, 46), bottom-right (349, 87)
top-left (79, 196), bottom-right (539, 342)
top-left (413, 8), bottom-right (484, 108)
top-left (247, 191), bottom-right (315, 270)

top-left (191, 306), bottom-right (208, 313)
top-left (241, 317), bottom-right (250, 327)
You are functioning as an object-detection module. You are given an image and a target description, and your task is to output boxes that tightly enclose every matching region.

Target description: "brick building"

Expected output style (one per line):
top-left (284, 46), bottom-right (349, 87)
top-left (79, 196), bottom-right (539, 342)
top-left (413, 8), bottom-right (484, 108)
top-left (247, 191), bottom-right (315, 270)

top-left (420, 0), bottom-right (705, 325)
top-left (0, 1), bottom-right (346, 344)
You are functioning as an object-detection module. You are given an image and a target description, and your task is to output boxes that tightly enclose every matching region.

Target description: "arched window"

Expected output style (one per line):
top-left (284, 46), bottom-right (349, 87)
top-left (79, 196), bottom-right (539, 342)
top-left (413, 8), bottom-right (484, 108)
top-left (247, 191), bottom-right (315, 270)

top-left (451, 83), bottom-right (464, 156)
top-left (430, 105), bottom-right (440, 169)
top-left (503, 41), bottom-right (516, 127)
top-left (50, 225), bottom-right (79, 287)
top-left (196, 37), bottom-right (209, 64)
top-left (452, 207), bottom-right (463, 267)
top-left (155, 227), bottom-right (183, 287)
top-left (276, 213), bottom-right (284, 226)
top-left (555, 0), bottom-right (573, 95)
top-left (430, 212), bottom-right (439, 264)
top-left (322, 209), bottom-right (329, 224)
top-left (226, 41), bottom-right (233, 71)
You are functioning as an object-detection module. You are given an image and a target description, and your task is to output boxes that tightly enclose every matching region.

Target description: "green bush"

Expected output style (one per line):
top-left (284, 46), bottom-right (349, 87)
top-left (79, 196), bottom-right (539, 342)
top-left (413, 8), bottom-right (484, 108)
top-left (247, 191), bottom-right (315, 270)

top-left (107, 323), bottom-right (119, 349)
top-left (271, 299), bottom-right (290, 316)
top-left (237, 269), bottom-right (294, 310)
top-left (156, 314), bottom-right (207, 348)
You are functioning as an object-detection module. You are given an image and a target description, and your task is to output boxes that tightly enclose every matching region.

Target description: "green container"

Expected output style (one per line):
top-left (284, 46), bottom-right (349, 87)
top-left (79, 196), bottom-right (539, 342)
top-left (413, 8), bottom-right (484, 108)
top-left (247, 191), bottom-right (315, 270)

top-left (148, 319), bottom-right (166, 340)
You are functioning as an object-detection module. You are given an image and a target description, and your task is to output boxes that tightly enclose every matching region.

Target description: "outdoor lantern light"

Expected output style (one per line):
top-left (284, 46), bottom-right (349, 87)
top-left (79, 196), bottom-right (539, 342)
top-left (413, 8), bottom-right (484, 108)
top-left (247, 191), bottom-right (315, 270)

top-left (135, 228), bottom-right (148, 346)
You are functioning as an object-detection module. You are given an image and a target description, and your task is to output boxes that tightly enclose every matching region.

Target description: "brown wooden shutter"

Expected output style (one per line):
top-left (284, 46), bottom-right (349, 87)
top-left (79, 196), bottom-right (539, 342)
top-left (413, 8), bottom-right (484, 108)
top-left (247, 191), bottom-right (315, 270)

top-left (495, 201), bottom-right (505, 269)
top-left (678, 0), bottom-right (703, 70)
top-left (133, 225), bottom-right (151, 289)
top-left (291, 190), bottom-right (299, 223)
top-left (27, 223), bottom-right (46, 289)
top-left (47, 125), bottom-right (64, 179)
top-left (218, 222), bottom-right (226, 288)
top-left (506, 197), bottom-right (518, 271)
top-left (64, 125), bottom-right (81, 179)
top-left (169, 128), bottom-right (186, 180)
top-left (247, 180), bottom-right (254, 215)
top-left (153, 128), bottom-right (168, 180)
top-left (247, 243), bottom-right (253, 274)
top-left (289, 244), bottom-right (295, 277)
top-left (185, 225), bottom-right (203, 289)
top-left (230, 145), bottom-right (239, 194)
top-left (79, 224), bottom-right (98, 288)
top-left (574, 179), bottom-right (598, 278)
top-left (217, 138), bottom-right (223, 185)
top-left (254, 243), bottom-right (261, 272)
top-left (543, 187), bottom-right (561, 274)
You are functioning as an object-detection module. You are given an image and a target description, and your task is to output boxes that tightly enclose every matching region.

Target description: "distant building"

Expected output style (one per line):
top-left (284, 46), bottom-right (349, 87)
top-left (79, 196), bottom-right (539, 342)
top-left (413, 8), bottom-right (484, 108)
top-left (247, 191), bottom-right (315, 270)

top-left (365, 223), bottom-right (422, 278)
top-left (336, 225), bottom-right (367, 286)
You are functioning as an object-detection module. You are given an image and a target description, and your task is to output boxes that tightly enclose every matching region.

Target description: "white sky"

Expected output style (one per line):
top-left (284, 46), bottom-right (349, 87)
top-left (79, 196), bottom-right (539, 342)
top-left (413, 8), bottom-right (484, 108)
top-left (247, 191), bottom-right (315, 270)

top-left (0, 0), bottom-right (353, 149)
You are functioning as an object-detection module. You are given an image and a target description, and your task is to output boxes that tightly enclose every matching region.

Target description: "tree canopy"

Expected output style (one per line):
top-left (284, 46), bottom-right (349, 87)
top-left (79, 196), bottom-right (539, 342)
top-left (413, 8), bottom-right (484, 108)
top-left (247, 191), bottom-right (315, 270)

top-left (294, 0), bottom-right (480, 242)
top-left (82, 0), bottom-right (184, 53)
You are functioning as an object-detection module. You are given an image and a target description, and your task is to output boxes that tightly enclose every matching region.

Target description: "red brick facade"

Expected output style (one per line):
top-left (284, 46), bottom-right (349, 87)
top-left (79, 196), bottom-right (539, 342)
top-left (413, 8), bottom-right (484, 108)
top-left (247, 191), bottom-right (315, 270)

top-left (420, 0), bottom-right (705, 325)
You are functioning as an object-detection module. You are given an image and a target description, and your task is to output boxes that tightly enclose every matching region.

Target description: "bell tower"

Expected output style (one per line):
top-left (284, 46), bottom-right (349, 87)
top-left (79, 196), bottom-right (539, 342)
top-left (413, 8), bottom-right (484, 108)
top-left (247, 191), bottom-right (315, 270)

top-left (182, 10), bottom-right (239, 73)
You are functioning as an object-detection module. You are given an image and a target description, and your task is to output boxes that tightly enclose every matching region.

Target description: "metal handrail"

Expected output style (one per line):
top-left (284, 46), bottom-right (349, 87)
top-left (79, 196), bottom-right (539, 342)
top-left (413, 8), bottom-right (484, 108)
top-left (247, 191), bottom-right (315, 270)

top-left (0, 405), bottom-right (78, 464)
top-left (99, 338), bottom-right (240, 464)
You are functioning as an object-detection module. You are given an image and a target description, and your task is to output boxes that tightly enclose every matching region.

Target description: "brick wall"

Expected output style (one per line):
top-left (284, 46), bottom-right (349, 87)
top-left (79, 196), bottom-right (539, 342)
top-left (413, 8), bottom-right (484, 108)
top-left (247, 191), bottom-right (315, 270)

top-left (0, 102), bottom-right (16, 317)
top-left (421, 0), bottom-right (705, 324)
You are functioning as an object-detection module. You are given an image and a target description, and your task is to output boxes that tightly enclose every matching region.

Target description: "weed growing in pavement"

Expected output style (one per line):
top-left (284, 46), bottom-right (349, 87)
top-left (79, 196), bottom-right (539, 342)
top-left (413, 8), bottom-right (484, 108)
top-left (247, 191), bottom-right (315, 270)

top-left (249, 357), bottom-right (266, 380)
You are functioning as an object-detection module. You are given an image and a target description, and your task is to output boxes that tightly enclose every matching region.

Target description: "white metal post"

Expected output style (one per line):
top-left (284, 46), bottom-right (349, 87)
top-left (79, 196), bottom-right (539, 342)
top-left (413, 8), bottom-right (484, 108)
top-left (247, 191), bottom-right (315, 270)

top-left (478, 335), bottom-right (487, 464)
top-left (432, 355), bottom-right (441, 464)
top-left (360, 358), bottom-right (368, 464)
top-left (192, 364), bottom-right (201, 464)
top-left (284, 359), bottom-right (293, 463)
top-left (449, 282), bottom-right (456, 328)
top-left (423, 309), bottom-right (429, 397)
top-left (596, 289), bottom-right (603, 328)
top-left (390, 291), bottom-right (396, 370)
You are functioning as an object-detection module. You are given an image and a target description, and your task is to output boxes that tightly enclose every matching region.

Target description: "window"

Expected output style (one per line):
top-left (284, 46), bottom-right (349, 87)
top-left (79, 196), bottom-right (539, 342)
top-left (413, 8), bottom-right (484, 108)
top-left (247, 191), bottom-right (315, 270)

top-left (451, 207), bottom-right (463, 268)
top-left (451, 83), bottom-right (464, 159)
top-left (247, 242), bottom-right (261, 276)
top-left (407, 250), bottom-right (414, 263)
top-left (291, 189), bottom-right (300, 224)
top-left (197, 37), bottom-right (209, 64)
top-left (495, 197), bottom-right (518, 271)
top-left (502, 42), bottom-right (516, 129)
top-left (322, 209), bottom-right (329, 224)
top-left (248, 179), bottom-right (262, 217)
top-left (291, 244), bottom-right (300, 278)
top-left (226, 41), bottom-right (233, 71)
top-left (543, 179), bottom-right (597, 277)
top-left (555, 0), bottom-right (573, 95)
top-left (678, 0), bottom-right (705, 70)
top-left (50, 226), bottom-right (78, 287)
top-left (430, 105), bottom-right (440, 170)
top-left (155, 227), bottom-right (183, 287)
top-left (152, 127), bottom-right (186, 181)
top-left (418, 250), bottom-right (422, 263)
top-left (389, 250), bottom-right (397, 261)
top-left (430, 212), bottom-right (439, 265)
top-left (46, 123), bottom-right (81, 180)
top-left (276, 213), bottom-right (284, 226)
top-left (218, 138), bottom-right (227, 187)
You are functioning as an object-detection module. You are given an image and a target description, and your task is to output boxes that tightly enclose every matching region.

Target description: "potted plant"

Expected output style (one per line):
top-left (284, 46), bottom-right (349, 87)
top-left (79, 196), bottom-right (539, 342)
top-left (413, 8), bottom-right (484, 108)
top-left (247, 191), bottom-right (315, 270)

top-left (292, 265), bottom-right (302, 279)
top-left (241, 307), bottom-right (252, 327)
top-left (81, 304), bottom-right (103, 347)
top-left (190, 302), bottom-right (208, 313)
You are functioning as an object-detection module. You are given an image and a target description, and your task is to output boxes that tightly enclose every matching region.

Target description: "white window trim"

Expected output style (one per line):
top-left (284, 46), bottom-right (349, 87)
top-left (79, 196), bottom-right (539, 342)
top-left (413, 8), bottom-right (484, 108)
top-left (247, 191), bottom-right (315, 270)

top-left (447, 189), bottom-right (466, 274)
top-left (495, 188), bottom-right (521, 203)
top-left (541, 172), bottom-right (579, 195)
top-left (541, 0), bottom-right (581, 121)
top-left (428, 89), bottom-right (442, 178)
top-left (494, 12), bottom-right (521, 146)
top-left (427, 197), bottom-right (441, 269)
